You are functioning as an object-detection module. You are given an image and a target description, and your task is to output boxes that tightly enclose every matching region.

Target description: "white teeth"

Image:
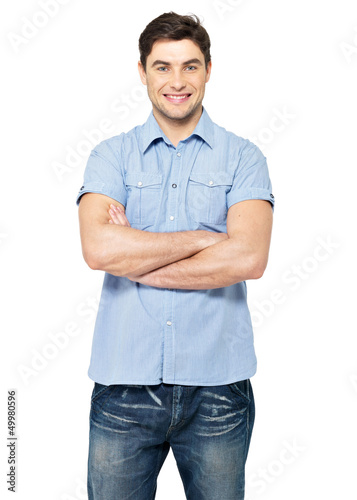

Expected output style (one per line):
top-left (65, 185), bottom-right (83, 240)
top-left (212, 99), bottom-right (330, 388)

top-left (165, 95), bottom-right (189, 100)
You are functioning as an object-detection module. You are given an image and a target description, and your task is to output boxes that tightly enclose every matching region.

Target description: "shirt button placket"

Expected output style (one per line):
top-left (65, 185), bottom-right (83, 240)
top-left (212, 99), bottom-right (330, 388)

top-left (168, 149), bottom-right (181, 225)
top-left (162, 148), bottom-right (182, 382)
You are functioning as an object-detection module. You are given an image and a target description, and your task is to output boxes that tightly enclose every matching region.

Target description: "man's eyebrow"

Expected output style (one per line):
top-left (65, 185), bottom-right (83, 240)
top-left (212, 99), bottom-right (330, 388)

top-left (151, 58), bottom-right (203, 68)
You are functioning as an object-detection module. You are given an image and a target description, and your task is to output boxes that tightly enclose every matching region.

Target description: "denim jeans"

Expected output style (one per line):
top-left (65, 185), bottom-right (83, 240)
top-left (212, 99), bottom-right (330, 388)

top-left (88, 379), bottom-right (255, 500)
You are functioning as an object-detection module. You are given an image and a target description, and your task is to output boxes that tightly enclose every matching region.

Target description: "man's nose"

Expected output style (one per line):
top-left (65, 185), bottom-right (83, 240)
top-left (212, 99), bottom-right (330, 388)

top-left (169, 70), bottom-right (186, 90)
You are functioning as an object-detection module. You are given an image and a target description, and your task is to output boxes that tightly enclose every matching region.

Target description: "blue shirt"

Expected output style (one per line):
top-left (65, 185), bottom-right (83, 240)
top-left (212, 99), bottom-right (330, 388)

top-left (76, 107), bottom-right (275, 386)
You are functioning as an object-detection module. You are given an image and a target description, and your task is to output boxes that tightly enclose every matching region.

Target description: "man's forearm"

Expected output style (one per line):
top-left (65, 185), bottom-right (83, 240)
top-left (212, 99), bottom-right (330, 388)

top-left (87, 223), bottom-right (227, 278)
top-left (129, 236), bottom-right (261, 289)
top-left (79, 196), bottom-right (228, 276)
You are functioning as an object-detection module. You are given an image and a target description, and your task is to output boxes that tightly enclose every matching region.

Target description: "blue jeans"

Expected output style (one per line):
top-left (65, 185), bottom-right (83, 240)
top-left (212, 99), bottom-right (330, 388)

top-left (88, 380), bottom-right (255, 500)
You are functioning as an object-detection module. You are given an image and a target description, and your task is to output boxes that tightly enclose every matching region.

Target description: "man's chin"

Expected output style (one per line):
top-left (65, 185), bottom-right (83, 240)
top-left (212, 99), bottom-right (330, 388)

top-left (156, 104), bottom-right (200, 122)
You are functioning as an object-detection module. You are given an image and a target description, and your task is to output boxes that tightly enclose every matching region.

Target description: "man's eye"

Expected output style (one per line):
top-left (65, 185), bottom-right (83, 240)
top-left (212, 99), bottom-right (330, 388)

top-left (186, 66), bottom-right (196, 71)
top-left (158, 67), bottom-right (168, 71)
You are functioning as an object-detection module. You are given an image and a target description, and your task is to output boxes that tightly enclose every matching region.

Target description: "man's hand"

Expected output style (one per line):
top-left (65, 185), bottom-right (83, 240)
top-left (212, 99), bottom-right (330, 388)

top-left (108, 204), bottom-right (131, 227)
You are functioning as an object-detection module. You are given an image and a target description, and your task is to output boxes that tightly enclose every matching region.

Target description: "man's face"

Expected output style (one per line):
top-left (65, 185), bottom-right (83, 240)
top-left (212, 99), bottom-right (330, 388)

top-left (138, 38), bottom-right (212, 123)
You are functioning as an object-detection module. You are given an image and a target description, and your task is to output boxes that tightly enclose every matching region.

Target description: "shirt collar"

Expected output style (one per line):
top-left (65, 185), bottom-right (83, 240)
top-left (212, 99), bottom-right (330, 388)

top-left (141, 106), bottom-right (214, 152)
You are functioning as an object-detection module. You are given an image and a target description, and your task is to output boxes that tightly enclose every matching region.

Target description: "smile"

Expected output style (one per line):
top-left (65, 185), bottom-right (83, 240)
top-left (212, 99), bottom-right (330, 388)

top-left (164, 94), bottom-right (191, 102)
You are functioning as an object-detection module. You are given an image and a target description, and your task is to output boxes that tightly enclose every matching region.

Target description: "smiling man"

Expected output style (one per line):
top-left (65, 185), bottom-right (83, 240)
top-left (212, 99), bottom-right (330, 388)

top-left (77, 11), bottom-right (275, 500)
top-left (140, 38), bottom-right (210, 136)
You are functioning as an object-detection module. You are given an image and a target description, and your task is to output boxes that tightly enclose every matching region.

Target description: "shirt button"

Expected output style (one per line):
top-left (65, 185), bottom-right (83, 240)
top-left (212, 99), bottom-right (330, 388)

top-left (170, 216), bottom-right (174, 221)
top-left (166, 321), bottom-right (172, 326)
top-left (176, 152), bottom-right (181, 157)
top-left (209, 180), bottom-right (214, 186)
top-left (137, 181), bottom-right (143, 187)
top-left (172, 183), bottom-right (177, 188)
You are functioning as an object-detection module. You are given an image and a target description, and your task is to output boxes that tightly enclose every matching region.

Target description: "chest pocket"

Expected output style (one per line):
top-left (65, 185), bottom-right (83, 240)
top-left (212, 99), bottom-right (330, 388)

top-left (187, 172), bottom-right (233, 225)
top-left (125, 172), bottom-right (162, 228)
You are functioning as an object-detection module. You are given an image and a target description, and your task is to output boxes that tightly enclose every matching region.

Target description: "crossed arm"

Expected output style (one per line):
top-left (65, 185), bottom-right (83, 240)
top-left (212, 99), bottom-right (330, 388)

top-left (78, 192), bottom-right (273, 290)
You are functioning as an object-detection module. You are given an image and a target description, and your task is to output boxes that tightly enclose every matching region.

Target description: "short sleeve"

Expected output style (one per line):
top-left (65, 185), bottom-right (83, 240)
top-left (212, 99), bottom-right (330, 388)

top-left (75, 134), bottom-right (127, 206)
top-left (226, 140), bottom-right (275, 212)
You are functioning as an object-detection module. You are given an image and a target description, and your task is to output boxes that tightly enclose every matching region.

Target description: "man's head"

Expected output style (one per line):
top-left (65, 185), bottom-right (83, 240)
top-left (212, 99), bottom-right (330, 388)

top-left (138, 12), bottom-right (211, 72)
top-left (138, 12), bottom-right (212, 124)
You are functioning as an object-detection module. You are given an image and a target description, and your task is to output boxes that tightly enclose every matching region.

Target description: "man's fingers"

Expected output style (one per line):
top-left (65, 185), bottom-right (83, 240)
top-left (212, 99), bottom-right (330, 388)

top-left (120, 211), bottom-right (131, 227)
top-left (109, 208), bottom-right (121, 224)
top-left (109, 205), bottom-right (122, 225)
top-left (111, 204), bottom-right (131, 227)
top-left (109, 204), bottom-right (131, 227)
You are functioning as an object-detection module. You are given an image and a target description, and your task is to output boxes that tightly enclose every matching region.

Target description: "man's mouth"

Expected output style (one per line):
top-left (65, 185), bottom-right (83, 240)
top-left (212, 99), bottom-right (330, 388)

top-left (163, 94), bottom-right (191, 103)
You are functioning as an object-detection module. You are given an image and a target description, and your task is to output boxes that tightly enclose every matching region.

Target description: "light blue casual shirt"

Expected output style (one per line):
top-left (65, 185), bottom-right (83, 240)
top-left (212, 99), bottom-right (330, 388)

top-left (76, 107), bottom-right (275, 386)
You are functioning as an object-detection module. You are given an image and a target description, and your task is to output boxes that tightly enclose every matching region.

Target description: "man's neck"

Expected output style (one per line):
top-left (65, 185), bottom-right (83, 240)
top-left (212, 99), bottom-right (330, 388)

top-left (153, 106), bottom-right (203, 148)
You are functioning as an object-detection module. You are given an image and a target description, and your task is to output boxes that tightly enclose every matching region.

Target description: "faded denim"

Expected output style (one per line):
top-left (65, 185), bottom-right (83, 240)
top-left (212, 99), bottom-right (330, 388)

top-left (88, 379), bottom-right (255, 499)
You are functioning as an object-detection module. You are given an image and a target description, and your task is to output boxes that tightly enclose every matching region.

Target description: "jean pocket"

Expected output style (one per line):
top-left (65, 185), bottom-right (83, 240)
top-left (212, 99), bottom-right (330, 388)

top-left (91, 382), bottom-right (114, 404)
top-left (125, 172), bottom-right (162, 228)
top-left (227, 379), bottom-right (252, 404)
top-left (187, 171), bottom-right (233, 224)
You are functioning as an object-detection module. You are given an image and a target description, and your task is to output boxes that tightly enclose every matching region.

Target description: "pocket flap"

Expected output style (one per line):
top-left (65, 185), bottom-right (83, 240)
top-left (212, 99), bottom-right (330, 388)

top-left (125, 172), bottom-right (162, 188)
top-left (189, 172), bottom-right (233, 187)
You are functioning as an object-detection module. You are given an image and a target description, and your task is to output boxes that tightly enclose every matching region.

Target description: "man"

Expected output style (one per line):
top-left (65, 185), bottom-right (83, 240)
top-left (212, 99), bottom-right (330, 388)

top-left (77, 11), bottom-right (274, 500)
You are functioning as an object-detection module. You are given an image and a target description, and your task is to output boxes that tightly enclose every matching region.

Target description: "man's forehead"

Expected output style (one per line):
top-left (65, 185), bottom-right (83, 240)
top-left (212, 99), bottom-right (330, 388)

top-left (148, 38), bottom-right (204, 64)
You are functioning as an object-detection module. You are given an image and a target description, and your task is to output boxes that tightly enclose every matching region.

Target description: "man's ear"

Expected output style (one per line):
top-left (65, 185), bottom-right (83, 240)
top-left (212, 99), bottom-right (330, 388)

top-left (205, 60), bottom-right (212, 83)
top-left (138, 61), bottom-right (147, 85)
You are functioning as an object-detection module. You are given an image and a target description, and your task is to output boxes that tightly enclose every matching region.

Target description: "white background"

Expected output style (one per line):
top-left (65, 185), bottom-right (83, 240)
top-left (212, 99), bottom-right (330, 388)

top-left (1, 0), bottom-right (357, 498)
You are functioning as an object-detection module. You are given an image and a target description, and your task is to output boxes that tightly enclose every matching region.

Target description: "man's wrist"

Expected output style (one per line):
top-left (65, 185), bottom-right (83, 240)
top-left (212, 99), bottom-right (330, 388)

top-left (200, 230), bottom-right (228, 249)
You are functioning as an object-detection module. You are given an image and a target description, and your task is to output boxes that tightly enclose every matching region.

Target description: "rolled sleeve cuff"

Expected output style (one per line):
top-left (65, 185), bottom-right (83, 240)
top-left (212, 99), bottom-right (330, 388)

top-left (76, 181), bottom-right (127, 207)
top-left (227, 187), bottom-right (275, 212)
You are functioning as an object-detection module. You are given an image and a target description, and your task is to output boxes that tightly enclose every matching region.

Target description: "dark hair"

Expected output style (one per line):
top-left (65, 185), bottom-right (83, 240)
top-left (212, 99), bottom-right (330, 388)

top-left (138, 12), bottom-right (211, 72)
